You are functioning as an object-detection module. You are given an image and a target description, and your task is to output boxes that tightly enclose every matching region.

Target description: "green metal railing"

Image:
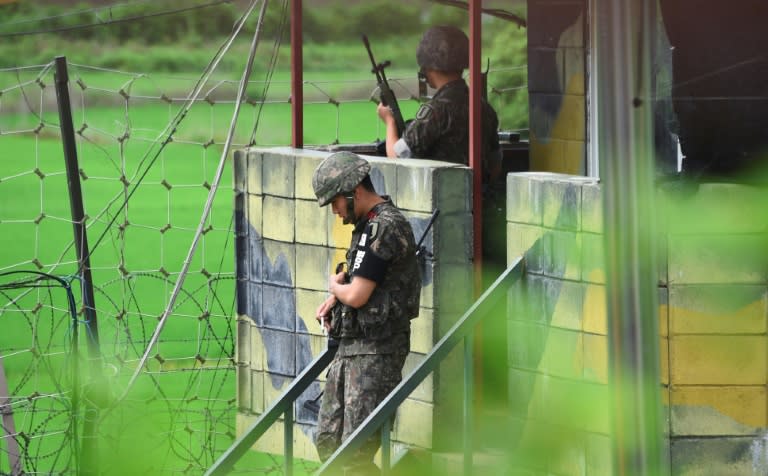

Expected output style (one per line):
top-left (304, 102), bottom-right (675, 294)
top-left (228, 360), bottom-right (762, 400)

top-left (206, 257), bottom-right (523, 476)
top-left (204, 340), bottom-right (338, 476)
top-left (316, 257), bottom-right (524, 475)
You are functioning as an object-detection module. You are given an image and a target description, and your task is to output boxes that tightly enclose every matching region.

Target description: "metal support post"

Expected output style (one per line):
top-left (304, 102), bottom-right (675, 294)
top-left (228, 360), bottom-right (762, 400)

top-left (290, 0), bottom-right (303, 147)
top-left (463, 333), bottom-right (474, 476)
top-left (381, 418), bottom-right (391, 475)
top-left (284, 406), bottom-right (293, 476)
top-left (53, 55), bottom-right (104, 475)
top-left (595, 0), bottom-right (668, 474)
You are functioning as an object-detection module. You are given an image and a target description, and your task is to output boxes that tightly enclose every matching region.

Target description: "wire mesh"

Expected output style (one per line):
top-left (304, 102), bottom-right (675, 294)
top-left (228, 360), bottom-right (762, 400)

top-left (0, 55), bottom-right (523, 474)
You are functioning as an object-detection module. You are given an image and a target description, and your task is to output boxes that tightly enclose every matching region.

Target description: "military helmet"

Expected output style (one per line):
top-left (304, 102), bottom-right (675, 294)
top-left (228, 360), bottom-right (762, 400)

top-left (416, 25), bottom-right (469, 72)
top-left (312, 151), bottom-right (371, 207)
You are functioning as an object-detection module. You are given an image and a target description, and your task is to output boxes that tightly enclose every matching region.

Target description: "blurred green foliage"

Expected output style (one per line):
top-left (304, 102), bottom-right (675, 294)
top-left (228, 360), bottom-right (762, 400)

top-left (485, 22), bottom-right (528, 130)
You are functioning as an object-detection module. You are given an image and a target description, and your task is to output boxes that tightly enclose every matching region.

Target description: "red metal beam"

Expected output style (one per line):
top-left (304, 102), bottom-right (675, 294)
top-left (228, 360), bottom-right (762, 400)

top-left (290, 0), bottom-right (303, 148)
top-left (469, 1), bottom-right (483, 272)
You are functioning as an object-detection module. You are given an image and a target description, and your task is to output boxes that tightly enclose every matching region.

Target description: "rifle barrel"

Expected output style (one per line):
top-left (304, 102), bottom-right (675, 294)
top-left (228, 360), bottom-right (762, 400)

top-left (415, 209), bottom-right (440, 251)
top-left (362, 34), bottom-right (406, 136)
top-left (362, 35), bottom-right (381, 80)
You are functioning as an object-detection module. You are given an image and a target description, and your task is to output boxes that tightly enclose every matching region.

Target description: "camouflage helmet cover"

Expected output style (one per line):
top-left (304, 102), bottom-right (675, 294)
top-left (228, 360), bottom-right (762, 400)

top-left (416, 25), bottom-right (469, 72)
top-left (312, 151), bottom-right (371, 207)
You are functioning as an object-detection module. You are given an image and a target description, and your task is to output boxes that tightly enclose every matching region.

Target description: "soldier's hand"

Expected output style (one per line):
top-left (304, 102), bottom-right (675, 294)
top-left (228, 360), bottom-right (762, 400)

top-left (377, 102), bottom-right (394, 124)
top-left (316, 295), bottom-right (336, 329)
top-left (330, 270), bottom-right (346, 285)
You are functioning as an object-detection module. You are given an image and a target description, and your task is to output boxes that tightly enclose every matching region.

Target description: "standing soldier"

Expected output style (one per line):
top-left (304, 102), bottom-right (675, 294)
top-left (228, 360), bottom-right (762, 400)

top-left (312, 151), bottom-right (421, 475)
top-left (376, 25), bottom-right (502, 185)
top-left (375, 24), bottom-right (508, 409)
top-left (375, 24), bottom-right (505, 268)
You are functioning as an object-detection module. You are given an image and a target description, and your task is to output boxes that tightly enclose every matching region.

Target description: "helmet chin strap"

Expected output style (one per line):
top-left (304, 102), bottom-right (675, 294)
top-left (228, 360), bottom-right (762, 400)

top-left (343, 193), bottom-right (356, 224)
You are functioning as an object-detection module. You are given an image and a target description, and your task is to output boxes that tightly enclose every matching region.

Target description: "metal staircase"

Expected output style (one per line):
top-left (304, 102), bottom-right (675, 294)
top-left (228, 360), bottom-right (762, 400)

top-left (206, 257), bottom-right (524, 475)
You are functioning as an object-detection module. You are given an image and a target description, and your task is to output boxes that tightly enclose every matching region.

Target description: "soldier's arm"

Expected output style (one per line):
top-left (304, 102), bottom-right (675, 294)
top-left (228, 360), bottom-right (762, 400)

top-left (332, 217), bottom-right (399, 307)
top-left (377, 102), bottom-right (400, 158)
top-left (329, 273), bottom-right (377, 309)
top-left (396, 103), bottom-right (439, 159)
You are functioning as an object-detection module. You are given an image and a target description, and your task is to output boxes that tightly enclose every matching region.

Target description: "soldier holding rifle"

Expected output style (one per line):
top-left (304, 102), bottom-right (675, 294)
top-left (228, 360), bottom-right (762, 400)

top-left (311, 152), bottom-right (421, 475)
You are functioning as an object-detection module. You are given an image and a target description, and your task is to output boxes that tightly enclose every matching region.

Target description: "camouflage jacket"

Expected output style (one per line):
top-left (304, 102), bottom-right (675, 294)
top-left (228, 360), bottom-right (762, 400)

top-left (336, 197), bottom-right (421, 356)
top-left (401, 79), bottom-right (501, 186)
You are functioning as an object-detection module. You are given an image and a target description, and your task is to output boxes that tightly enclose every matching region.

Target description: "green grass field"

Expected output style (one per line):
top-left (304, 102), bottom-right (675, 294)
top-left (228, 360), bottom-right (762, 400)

top-left (0, 66), bottom-right (413, 474)
top-left (0, 2), bottom-right (525, 468)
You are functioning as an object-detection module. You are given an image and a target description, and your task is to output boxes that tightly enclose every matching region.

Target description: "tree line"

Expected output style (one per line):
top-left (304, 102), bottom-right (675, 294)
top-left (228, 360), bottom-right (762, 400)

top-left (0, 0), bottom-right (471, 44)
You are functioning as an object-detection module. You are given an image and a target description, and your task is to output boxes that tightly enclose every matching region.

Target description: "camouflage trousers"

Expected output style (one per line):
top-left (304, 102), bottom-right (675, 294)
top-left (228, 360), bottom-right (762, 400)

top-left (315, 352), bottom-right (407, 475)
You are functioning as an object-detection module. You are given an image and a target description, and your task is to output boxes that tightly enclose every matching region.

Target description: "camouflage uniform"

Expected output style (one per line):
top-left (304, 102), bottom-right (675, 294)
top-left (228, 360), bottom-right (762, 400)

top-left (392, 26), bottom-right (505, 269)
top-left (398, 78), bottom-right (506, 270)
top-left (313, 153), bottom-right (421, 475)
top-left (399, 78), bottom-right (502, 186)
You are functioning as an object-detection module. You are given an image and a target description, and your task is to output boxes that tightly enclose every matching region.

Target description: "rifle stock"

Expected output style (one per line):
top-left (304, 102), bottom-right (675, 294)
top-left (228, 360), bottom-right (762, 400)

top-left (362, 35), bottom-right (406, 137)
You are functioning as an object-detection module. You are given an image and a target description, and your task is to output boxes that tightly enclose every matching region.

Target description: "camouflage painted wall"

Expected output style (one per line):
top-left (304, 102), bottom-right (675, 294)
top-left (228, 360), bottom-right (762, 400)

top-left (506, 172), bottom-right (768, 475)
top-left (232, 147), bottom-right (768, 471)
top-left (232, 147), bottom-right (475, 461)
top-left (525, 0), bottom-right (681, 177)
top-left (526, 0), bottom-right (587, 174)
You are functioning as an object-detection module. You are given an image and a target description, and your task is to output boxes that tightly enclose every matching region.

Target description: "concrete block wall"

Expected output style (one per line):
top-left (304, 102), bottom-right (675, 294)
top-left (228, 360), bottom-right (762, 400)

top-left (660, 183), bottom-right (768, 475)
top-left (506, 172), bottom-right (768, 475)
top-left (506, 172), bottom-right (610, 475)
top-left (233, 147), bottom-right (474, 461)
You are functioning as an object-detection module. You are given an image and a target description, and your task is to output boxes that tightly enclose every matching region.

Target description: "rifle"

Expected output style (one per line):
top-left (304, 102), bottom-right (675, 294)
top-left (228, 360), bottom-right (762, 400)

top-left (415, 209), bottom-right (440, 259)
top-left (362, 34), bottom-right (406, 137)
top-left (320, 208), bottom-right (439, 336)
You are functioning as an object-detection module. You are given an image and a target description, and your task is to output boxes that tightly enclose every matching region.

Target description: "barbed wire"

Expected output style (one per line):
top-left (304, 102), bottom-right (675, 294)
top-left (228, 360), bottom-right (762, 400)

top-left (0, 7), bottom-right (256, 471)
top-left (0, 271), bottom-right (79, 475)
top-left (0, 25), bottom-right (528, 476)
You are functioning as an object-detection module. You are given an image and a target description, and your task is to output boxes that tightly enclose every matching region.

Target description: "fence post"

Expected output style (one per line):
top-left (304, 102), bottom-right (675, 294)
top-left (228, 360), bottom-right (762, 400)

top-left (0, 356), bottom-right (21, 475)
top-left (53, 55), bottom-right (104, 476)
top-left (290, 0), bottom-right (303, 147)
